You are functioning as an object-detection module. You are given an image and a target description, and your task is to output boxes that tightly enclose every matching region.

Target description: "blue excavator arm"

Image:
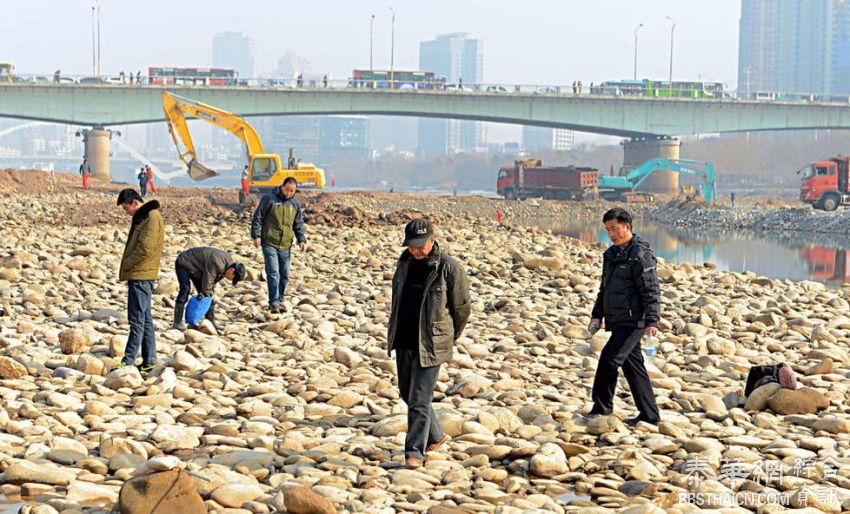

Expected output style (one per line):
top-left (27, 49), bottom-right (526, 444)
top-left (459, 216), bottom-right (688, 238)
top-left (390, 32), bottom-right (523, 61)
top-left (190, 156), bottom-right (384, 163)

top-left (598, 158), bottom-right (716, 203)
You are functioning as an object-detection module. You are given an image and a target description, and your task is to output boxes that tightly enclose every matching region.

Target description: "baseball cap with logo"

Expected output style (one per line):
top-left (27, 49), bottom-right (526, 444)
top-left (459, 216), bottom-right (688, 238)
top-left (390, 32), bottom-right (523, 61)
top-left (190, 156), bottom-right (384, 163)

top-left (402, 218), bottom-right (434, 247)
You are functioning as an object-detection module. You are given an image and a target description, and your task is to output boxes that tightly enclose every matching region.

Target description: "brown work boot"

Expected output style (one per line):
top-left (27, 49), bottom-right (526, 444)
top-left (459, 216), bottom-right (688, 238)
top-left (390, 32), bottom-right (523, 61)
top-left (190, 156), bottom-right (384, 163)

top-left (426, 435), bottom-right (449, 453)
top-left (405, 456), bottom-right (423, 469)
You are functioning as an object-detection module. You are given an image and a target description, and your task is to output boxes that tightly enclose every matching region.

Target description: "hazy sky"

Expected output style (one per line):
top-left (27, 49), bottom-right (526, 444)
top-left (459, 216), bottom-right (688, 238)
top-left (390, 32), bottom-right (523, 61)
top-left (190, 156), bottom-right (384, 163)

top-left (2, 0), bottom-right (741, 86)
top-left (1, 0), bottom-right (742, 145)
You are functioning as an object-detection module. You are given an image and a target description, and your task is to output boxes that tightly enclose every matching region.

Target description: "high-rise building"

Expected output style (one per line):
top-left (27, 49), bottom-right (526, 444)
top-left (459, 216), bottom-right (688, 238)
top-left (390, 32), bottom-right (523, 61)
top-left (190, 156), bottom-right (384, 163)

top-left (320, 116), bottom-right (370, 159)
top-left (522, 127), bottom-right (575, 153)
top-left (418, 33), bottom-right (483, 156)
top-left (265, 115), bottom-right (370, 164)
top-left (277, 51), bottom-right (312, 80)
top-left (145, 122), bottom-right (172, 156)
top-left (212, 32), bottom-right (255, 156)
top-left (212, 32), bottom-right (255, 80)
top-left (738, 0), bottom-right (840, 95)
top-left (553, 129), bottom-right (575, 152)
top-left (834, 0), bottom-right (850, 94)
top-left (370, 116), bottom-right (418, 153)
top-left (266, 116), bottom-right (322, 164)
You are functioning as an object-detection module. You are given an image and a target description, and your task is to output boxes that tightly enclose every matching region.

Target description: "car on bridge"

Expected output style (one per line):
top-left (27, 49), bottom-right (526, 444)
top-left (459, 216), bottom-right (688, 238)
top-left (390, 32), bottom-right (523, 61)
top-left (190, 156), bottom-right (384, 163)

top-left (535, 86), bottom-right (561, 94)
top-left (485, 85), bottom-right (510, 94)
top-left (79, 76), bottom-right (123, 85)
top-left (446, 83), bottom-right (473, 92)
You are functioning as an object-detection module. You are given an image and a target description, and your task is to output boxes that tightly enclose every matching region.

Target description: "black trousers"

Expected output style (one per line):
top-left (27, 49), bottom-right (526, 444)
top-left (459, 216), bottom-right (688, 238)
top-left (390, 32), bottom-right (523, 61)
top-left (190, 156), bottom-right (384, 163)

top-left (591, 325), bottom-right (659, 421)
top-left (174, 262), bottom-right (216, 327)
top-left (396, 345), bottom-right (444, 460)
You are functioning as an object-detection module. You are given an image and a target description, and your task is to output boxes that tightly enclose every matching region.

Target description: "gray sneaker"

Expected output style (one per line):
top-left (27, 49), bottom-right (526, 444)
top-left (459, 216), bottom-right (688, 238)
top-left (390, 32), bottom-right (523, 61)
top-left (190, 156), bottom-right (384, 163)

top-left (172, 322), bottom-right (187, 331)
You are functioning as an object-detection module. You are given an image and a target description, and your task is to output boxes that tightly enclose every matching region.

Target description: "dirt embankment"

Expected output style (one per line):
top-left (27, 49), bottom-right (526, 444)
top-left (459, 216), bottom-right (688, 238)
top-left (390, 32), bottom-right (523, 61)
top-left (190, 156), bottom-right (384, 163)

top-left (0, 170), bottom-right (430, 229)
top-left (0, 168), bottom-right (85, 195)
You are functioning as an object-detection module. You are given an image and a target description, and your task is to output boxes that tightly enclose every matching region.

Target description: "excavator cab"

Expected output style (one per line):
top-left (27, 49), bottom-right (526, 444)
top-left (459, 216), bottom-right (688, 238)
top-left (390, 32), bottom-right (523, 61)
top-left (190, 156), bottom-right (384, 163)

top-left (249, 154), bottom-right (281, 183)
top-left (0, 63), bottom-right (13, 84)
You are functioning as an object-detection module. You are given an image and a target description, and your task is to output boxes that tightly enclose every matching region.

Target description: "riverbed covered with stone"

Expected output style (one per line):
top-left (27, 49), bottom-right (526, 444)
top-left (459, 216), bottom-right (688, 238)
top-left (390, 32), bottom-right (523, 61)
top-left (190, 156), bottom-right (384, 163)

top-left (0, 183), bottom-right (849, 513)
top-left (649, 196), bottom-right (850, 237)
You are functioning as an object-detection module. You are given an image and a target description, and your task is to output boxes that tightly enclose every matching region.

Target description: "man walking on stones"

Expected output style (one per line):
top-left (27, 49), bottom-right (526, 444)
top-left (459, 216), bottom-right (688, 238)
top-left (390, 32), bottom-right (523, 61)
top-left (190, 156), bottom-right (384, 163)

top-left (387, 218), bottom-right (471, 469)
top-left (251, 177), bottom-right (306, 312)
top-left (145, 165), bottom-right (157, 196)
top-left (79, 160), bottom-right (91, 190)
top-left (587, 207), bottom-right (661, 426)
top-left (172, 247), bottom-right (246, 331)
top-left (116, 189), bottom-right (164, 373)
top-left (137, 167), bottom-right (148, 198)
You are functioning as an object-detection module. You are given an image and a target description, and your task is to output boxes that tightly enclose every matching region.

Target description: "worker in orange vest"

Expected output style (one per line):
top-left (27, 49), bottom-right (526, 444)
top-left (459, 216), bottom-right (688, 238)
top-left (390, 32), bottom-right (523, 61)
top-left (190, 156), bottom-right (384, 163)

top-left (145, 165), bottom-right (156, 195)
top-left (79, 160), bottom-right (91, 190)
top-left (241, 165), bottom-right (250, 198)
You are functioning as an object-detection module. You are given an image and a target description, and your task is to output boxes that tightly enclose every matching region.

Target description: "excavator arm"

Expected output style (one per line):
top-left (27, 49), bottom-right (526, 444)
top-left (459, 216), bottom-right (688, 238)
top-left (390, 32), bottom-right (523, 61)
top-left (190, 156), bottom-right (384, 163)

top-left (627, 158), bottom-right (716, 202)
top-left (162, 92), bottom-right (326, 190)
top-left (162, 92), bottom-right (267, 180)
top-left (599, 158), bottom-right (717, 203)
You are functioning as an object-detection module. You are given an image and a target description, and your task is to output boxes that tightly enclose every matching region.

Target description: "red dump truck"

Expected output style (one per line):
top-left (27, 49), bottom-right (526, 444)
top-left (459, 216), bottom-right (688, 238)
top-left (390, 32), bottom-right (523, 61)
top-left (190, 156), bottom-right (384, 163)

top-left (799, 155), bottom-right (850, 211)
top-left (496, 158), bottom-right (598, 200)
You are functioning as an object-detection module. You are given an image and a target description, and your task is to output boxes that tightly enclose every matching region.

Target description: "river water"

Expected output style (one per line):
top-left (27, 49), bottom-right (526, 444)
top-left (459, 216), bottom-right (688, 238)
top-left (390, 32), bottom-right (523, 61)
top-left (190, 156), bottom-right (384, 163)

top-left (522, 215), bottom-right (850, 287)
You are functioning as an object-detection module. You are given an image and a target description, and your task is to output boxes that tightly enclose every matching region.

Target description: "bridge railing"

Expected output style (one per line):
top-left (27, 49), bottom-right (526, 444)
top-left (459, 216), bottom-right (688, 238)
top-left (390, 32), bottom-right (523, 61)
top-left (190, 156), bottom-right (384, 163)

top-left (6, 73), bottom-right (850, 105)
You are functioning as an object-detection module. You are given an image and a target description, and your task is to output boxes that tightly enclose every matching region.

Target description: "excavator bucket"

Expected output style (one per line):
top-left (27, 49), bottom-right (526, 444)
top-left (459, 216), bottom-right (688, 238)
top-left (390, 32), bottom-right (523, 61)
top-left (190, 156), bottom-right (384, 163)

top-left (187, 159), bottom-right (219, 181)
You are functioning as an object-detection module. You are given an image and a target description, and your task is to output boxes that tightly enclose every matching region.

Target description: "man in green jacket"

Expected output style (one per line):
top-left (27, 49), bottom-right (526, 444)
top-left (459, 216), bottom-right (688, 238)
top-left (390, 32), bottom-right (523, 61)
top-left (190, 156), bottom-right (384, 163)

top-left (116, 189), bottom-right (165, 372)
top-left (250, 177), bottom-right (306, 312)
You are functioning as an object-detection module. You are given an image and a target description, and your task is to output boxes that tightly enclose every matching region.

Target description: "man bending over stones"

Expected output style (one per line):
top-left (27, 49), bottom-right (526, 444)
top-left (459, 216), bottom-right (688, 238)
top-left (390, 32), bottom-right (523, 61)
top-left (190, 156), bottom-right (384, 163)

top-left (116, 189), bottom-right (164, 373)
top-left (172, 247), bottom-right (246, 331)
top-left (587, 207), bottom-right (661, 426)
top-left (387, 218), bottom-right (471, 469)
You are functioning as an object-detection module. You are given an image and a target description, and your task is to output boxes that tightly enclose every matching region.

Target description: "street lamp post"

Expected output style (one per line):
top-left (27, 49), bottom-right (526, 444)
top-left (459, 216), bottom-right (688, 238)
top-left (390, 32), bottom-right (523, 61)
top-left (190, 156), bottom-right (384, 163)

top-left (633, 23), bottom-right (643, 81)
top-left (666, 16), bottom-right (675, 96)
top-left (370, 14), bottom-right (375, 70)
top-left (389, 7), bottom-right (395, 88)
top-left (91, 3), bottom-right (97, 76)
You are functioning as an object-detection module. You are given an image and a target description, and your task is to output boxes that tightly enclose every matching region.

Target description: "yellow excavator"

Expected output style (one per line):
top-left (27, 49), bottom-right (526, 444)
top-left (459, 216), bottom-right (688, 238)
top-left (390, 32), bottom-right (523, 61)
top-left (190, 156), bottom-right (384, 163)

top-left (162, 92), bottom-right (325, 202)
top-left (0, 63), bottom-right (13, 84)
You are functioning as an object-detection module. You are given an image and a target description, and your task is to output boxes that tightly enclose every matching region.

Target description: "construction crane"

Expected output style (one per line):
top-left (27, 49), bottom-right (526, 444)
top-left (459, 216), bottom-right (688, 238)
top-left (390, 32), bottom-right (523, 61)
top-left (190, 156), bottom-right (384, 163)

top-left (597, 158), bottom-right (717, 203)
top-left (162, 92), bottom-right (325, 201)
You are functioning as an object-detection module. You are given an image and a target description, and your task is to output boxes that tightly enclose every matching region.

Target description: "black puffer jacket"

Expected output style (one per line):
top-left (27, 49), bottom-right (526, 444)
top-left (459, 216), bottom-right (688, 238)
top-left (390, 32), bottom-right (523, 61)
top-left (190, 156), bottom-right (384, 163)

top-left (176, 247), bottom-right (234, 297)
top-left (591, 234), bottom-right (660, 329)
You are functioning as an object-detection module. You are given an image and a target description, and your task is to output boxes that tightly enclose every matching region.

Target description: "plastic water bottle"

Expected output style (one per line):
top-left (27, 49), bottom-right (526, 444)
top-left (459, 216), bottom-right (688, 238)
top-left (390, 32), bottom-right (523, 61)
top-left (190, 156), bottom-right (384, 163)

top-left (644, 336), bottom-right (658, 367)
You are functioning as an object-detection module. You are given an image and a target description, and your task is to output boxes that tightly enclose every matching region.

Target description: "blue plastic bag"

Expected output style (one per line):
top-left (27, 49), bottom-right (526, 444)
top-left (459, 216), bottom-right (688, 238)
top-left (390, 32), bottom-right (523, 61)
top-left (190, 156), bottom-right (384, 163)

top-left (185, 295), bottom-right (213, 326)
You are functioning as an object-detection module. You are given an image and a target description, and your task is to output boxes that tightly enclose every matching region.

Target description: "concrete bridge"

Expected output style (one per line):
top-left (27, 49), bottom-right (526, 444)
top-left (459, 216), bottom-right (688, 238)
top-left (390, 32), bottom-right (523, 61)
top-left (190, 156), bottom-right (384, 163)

top-left (1, 83), bottom-right (849, 189)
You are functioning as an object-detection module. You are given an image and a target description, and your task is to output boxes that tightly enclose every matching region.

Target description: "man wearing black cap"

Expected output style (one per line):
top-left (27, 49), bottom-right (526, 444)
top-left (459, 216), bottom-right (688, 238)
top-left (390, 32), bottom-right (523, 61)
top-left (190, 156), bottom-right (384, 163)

top-left (172, 247), bottom-right (246, 332)
top-left (387, 218), bottom-right (471, 469)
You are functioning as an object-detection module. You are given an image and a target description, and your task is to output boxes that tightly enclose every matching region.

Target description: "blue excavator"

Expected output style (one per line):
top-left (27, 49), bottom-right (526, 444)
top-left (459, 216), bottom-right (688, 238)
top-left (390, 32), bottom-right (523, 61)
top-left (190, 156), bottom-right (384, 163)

top-left (597, 158), bottom-right (717, 203)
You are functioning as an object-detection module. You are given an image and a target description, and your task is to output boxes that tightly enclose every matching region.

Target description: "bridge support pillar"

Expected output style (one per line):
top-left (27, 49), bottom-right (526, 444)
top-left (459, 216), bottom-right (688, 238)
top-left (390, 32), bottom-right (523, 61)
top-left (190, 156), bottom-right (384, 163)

top-left (622, 136), bottom-right (680, 193)
top-left (80, 127), bottom-right (112, 181)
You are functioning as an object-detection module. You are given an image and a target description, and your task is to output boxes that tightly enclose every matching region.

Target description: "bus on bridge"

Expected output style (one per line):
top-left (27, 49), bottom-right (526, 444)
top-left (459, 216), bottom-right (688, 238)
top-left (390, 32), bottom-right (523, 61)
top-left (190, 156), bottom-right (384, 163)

top-left (351, 69), bottom-right (445, 90)
top-left (148, 66), bottom-right (238, 86)
top-left (592, 79), bottom-right (727, 98)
